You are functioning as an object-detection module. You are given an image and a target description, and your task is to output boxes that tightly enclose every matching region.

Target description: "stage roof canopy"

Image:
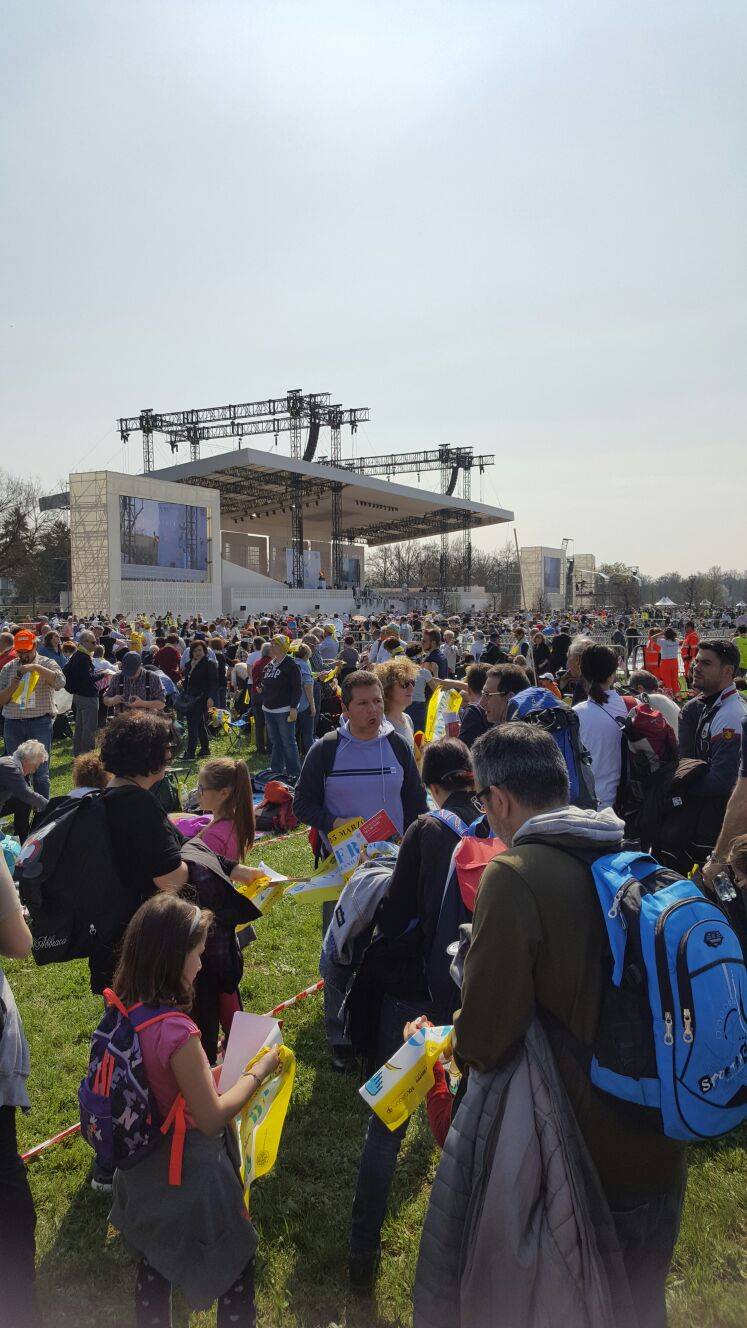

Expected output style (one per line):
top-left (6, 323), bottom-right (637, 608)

top-left (149, 446), bottom-right (513, 546)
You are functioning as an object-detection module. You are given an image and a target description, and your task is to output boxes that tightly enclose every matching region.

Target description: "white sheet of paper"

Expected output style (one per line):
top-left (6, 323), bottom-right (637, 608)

top-left (218, 1012), bottom-right (281, 1092)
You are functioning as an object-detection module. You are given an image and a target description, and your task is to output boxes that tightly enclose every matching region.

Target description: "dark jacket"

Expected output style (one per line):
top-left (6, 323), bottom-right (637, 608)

top-left (183, 656), bottom-right (219, 705)
top-left (677, 688), bottom-right (745, 798)
top-left (459, 702), bottom-right (490, 749)
top-left (0, 754), bottom-right (48, 815)
top-left (261, 655), bottom-right (302, 711)
top-left (453, 805), bottom-right (685, 1198)
top-left (481, 641), bottom-right (509, 665)
top-left (63, 648), bottom-right (98, 698)
top-left (377, 791), bottom-right (482, 983)
top-left (549, 633), bottom-right (572, 673)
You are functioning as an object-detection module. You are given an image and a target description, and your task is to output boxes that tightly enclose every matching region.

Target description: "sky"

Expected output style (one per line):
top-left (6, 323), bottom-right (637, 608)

top-left (1, 1), bottom-right (745, 578)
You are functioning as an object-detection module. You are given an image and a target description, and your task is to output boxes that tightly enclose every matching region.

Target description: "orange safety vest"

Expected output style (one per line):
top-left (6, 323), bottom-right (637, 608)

top-left (681, 632), bottom-right (699, 663)
top-left (643, 639), bottom-right (661, 671)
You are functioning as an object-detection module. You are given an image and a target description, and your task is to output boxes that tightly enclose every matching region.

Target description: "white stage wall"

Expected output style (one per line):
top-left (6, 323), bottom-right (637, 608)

top-left (70, 471), bottom-right (222, 619)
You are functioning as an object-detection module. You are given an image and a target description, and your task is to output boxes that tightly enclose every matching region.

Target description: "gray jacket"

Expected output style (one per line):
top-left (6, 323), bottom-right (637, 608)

top-left (0, 967), bottom-right (31, 1110)
top-left (0, 754), bottom-right (48, 816)
top-left (414, 1020), bottom-right (636, 1328)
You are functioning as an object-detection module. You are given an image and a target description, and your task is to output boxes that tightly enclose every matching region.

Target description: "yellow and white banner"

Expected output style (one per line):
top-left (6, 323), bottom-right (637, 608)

top-left (424, 687), bottom-right (462, 743)
top-left (283, 854), bottom-right (345, 904)
top-left (233, 861), bottom-right (289, 919)
top-left (11, 670), bottom-right (40, 711)
top-left (237, 1043), bottom-right (296, 1200)
top-left (359, 1024), bottom-right (454, 1131)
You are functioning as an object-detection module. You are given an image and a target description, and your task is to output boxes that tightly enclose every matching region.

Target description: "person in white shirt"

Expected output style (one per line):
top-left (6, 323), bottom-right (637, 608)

top-left (574, 644), bottom-right (628, 809)
top-left (628, 670), bottom-right (681, 737)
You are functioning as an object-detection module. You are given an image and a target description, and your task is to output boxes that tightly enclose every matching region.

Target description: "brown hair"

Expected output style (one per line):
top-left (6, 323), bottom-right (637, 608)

top-left (198, 756), bottom-right (255, 859)
top-left (113, 894), bottom-right (213, 1009)
top-left (100, 712), bottom-right (174, 778)
top-left (374, 656), bottom-right (419, 701)
top-left (72, 752), bottom-right (109, 790)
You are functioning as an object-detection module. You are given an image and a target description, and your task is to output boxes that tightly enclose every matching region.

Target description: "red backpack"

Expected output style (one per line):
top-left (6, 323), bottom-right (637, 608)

top-left (254, 780), bottom-right (299, 834)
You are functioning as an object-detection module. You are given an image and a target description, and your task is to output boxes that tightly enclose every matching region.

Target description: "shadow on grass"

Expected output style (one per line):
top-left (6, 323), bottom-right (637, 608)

top-left (253, 1014), bottom-right (432, 1328)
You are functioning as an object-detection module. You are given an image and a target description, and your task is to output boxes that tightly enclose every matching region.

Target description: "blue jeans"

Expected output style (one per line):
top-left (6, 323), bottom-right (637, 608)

top-left (3, 714), bottom-right (54, 800)
top-left (349, 993), bottom-right (434, 1258)
top-left (263, 709), bottom-right (300, 779)
top-left (297, 707), bottom-right (315, 757)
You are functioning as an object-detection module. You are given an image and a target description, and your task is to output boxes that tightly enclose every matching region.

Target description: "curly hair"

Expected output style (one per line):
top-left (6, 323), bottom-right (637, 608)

top-left (99, 712), bottom-right (174, 778)
top-left (72, 752), bottom-right (109, 790)
top-left (374, 656), bottom-right (419, 701)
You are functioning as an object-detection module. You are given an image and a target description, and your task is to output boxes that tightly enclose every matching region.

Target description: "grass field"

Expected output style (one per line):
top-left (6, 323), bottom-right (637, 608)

top-left (5, 730), bottom-right (746, 1327)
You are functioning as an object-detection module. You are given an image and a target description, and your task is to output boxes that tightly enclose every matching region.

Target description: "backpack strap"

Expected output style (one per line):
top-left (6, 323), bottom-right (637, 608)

top-left (428, 809), bottom-right (470, 838)
top-left (160, 1094), bottom-right (188, 1187)
top-left (320, 729), bottom-right (341, 778)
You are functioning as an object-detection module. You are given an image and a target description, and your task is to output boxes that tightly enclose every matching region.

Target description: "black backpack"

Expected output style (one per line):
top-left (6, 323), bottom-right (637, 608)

top-left (14, 792), bottom-right (135, 966)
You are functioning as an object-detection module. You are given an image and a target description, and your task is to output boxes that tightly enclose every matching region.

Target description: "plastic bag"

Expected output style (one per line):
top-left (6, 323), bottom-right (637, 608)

top-left (359, 1024), bottom-right (453, 1131)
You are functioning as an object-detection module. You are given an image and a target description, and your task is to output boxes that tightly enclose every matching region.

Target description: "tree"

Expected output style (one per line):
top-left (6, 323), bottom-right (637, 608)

top-left (598, 562), bottom-right (642, 613)
top-left (701, 565), bottom-right (725, 613)
top-left (12, 518), bottom-right (71, 612)
top-left (0, 470), bottom-right (58, 587)
top-left (682, 574), bottom-right (703, 611)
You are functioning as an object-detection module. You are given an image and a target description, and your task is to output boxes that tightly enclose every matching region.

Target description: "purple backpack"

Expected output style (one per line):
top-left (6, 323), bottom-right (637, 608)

top-left (78, 988), bottom-right (187, 1185)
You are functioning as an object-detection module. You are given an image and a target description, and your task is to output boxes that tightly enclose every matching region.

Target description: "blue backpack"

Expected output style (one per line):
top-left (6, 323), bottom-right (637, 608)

top-left (581, 851), bottom-right (747, 1141)
top-left (78, 988), bottom-right (187, 1184)
top-left (506, 687), bottom-right (597, 810)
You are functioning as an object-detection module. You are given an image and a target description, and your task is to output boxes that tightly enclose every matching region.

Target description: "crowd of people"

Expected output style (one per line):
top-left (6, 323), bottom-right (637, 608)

top-left (1, 599), bottom-right (747, 1328)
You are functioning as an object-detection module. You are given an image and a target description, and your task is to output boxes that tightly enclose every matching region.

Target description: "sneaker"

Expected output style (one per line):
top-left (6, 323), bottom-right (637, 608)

top-left (90, 1162), bottom-right (114, 1194)
top-left (348, 1247), bottom-right (381, 1296)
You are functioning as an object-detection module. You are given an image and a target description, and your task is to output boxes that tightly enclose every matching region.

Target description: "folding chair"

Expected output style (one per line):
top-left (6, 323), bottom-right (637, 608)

top-left (226, 713), bottom-right (253, 755)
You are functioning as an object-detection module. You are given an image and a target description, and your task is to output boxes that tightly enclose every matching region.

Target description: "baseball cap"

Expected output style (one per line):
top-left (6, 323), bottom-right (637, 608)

top-left (14, 629), bottom-right (37, 651)
top-left (121, 651), bottom-right (142, 677)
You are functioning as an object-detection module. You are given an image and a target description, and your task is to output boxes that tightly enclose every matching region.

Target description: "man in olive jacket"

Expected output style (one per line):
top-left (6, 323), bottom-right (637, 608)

top-left (455, 724), bottom-right (686, 1328)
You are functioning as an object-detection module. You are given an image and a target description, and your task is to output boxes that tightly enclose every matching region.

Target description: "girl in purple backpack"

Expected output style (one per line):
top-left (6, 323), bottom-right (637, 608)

top-left (107, 894), bottom-right (278, 1328)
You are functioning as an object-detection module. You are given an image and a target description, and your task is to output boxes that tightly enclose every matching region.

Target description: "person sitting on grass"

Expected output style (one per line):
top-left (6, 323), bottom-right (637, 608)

top-left (107, 893), bottom-right (279, 1328)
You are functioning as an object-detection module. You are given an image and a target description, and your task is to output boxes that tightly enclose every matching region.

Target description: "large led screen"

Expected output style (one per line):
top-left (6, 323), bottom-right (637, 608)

top-left (543, 555), bottom-right (561, 594)
top-left (120, 497), bottom-right (208, 581)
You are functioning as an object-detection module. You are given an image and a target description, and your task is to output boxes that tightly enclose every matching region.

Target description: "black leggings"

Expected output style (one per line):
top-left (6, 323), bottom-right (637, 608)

top-left (0, 1105), bottom-right (40, 1328)
top-left (135, 1254), bottom-right (255, 1328)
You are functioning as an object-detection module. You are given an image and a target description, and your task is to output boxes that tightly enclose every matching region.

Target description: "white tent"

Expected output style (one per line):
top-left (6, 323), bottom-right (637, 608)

top-left (655, 596), bottom-right (676, 607)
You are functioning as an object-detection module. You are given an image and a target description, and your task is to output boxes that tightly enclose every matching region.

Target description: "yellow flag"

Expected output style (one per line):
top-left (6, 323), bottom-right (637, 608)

top-left (237, 1044), bottom-right (296, 1200)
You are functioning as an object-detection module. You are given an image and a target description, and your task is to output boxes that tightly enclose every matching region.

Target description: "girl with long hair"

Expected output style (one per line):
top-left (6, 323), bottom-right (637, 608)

top-left (108, 894), bottom-right (278, 1328)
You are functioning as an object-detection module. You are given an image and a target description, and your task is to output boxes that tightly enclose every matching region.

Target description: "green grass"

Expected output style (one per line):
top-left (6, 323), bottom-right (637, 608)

top-left (6, 732), bottom-right (746, 1326)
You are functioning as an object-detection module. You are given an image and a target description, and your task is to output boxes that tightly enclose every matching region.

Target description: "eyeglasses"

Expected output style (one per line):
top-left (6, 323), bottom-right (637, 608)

top-left (475, 780), bottom-right (505, 805)
top-left (481, 688), bottom-right (501, 699)
top-left (399, 679), bottom-right (416, 689)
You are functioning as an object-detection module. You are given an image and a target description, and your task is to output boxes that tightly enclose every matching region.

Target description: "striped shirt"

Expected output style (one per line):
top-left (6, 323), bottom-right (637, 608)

top-left (0, 655), bottom-right (65, 719)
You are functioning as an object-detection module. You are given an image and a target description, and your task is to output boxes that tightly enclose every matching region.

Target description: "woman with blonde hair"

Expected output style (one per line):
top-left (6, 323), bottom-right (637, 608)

top-left (375, 656), bottom-right (419, 748)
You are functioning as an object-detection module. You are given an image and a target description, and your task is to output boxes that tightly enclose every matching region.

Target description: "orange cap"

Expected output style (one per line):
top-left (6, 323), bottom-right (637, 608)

top-left (13, 629), bottom-right (37, 651)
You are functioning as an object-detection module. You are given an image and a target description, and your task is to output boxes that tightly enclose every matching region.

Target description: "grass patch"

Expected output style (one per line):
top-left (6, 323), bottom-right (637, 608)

top-left (5, 732), bottom-right (746, 1325)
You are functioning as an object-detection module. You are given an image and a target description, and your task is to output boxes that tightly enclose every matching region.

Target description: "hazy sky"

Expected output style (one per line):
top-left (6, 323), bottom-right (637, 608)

top-left (2, 1), bottom-right (745, 577)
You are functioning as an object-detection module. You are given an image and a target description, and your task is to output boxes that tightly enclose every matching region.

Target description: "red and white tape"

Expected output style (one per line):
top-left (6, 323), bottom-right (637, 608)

top-left (21, 978), bottom-right (325, 1164)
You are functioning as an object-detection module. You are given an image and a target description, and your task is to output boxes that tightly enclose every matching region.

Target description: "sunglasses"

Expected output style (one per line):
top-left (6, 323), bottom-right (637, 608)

top-left (399, 679), bottom-right (416, 689)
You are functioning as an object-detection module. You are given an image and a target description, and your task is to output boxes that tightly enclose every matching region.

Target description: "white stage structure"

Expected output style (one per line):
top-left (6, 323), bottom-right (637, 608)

top-left (67, 449), bottom-right (513, 618)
